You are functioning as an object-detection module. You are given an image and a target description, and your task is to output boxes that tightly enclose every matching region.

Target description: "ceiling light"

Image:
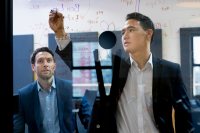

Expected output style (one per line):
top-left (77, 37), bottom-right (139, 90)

top-left (176, 2), bottom-right (200, 8)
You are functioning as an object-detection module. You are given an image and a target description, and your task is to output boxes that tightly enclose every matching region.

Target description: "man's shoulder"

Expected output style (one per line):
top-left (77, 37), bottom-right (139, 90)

top-left (17, 82), bottom-right (37, 98)
top-left (154, 57), bottom-right (180, 68)
top-left (19, 82), bottom-right (36, 92)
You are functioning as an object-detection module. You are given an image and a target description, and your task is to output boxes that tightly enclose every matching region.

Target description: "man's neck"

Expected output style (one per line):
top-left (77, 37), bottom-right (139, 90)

top-left (38, 77), bottom-right (53, 90)
top-left (130, 51), bottom-right (151, 69)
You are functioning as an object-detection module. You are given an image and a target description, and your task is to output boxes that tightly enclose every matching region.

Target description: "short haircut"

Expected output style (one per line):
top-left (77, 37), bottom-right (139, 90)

top-left (30, 47), bottom-right (55, 64)
top-left (126, 12), bottom-right (155, 43)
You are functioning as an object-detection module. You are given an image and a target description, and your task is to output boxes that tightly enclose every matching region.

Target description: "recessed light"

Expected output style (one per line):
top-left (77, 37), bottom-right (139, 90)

top-left (176, 2), bottom-right (200, 8)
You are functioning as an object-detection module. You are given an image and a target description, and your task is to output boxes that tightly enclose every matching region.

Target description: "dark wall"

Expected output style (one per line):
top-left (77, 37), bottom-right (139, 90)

top-left (13, 35), bottom-right (34, 95)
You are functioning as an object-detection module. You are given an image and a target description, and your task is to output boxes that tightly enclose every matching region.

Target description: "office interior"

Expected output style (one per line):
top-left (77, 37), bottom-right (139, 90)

top-left (1, 0), bottom-right (200, 132)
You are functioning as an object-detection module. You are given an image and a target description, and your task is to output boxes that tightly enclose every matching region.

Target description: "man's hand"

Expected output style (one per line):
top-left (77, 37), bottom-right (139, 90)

top-left (49, 10), bottom-right (65, 38)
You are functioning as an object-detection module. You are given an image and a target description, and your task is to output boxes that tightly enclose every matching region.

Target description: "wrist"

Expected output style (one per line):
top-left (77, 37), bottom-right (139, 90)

top-left (55, 29), bottom-right (66, 38)
top-left (55, 33), bottom-right (70, 40)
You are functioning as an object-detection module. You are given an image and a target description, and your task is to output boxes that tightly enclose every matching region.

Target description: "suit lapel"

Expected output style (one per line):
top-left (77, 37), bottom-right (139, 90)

top-left (55, 78), bottom-right (64, 123)
top-left (111, 56), bottom-right (131, 102)
top-left (119, 57), bottom-right (131, 92)
top-left (32, 82), bottom-right (42, 130)
top-left (152, 57), bottom-right (162, 101)
top-left (152, 57), bottom-right (162, 124)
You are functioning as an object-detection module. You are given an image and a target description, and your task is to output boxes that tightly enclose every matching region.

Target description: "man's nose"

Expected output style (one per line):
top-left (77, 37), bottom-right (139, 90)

top-left (122, 31), bottom-right (128, 40)
top-left (43, 60), bottom-right (49, 66)
top-left (124, 31), bottom-right (129, 38)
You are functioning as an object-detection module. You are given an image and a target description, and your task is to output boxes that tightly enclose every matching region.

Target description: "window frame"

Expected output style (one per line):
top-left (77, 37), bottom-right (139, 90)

top-left (180, 27), bottom-right (200, 98)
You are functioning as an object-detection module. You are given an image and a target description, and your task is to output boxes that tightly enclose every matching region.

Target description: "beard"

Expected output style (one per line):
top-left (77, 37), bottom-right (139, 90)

top-left (38, 71), bottom-right (54, 80)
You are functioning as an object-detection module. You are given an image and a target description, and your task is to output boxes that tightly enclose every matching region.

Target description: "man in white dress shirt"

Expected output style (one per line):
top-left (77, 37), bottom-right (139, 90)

top-left (48, 11), bottom-right (194, 133)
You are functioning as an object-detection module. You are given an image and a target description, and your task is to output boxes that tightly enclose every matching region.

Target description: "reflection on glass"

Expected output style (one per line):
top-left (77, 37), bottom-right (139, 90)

top-left (193, 36), bottom-right (200, 64)
top-left (73, 86), bottom-right (111, 97)
top-left (193, 66), bottom-right (200, 96)
top-left (72, 69), bottom-right (112, 97)
top-left (73, 42), bottom-right (111, 66)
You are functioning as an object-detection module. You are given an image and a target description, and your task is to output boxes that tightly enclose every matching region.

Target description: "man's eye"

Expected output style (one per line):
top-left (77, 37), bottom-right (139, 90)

top-left (129, 29), bottom-right (134, 32)
top-left (47, 59), bottom-right (53, 63)
top-left (38, 60), bottom-right (43, 63)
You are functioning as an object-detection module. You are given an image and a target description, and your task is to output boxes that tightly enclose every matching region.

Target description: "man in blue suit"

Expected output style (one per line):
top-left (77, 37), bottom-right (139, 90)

top-left (13, 47), bottom-right (73, 133)
top-left (49, 11), bottom-right (195, 133)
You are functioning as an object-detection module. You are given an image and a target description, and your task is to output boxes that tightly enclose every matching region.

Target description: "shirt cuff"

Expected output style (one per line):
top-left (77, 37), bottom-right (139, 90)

top-left (55, 33), bottom-right (71, 51)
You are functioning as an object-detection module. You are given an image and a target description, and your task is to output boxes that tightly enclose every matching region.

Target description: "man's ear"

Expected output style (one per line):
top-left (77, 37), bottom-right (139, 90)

top-left (146, 29), bottom-right (153, 41)
top-left (31, 64), bottom-right (35, 72)
top-left (53, 63), bottom-right (56, 71)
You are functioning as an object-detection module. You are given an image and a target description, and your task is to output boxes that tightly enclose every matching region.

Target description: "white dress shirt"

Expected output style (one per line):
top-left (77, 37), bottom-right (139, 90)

top-left (55, 33), bottom-right (71, 50)
top-left (116, 54), bottom-right (159, 133)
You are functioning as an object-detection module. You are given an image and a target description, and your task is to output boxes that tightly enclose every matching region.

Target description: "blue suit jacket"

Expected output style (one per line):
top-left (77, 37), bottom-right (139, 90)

top-left (14, 78), bottom-right (73, 133)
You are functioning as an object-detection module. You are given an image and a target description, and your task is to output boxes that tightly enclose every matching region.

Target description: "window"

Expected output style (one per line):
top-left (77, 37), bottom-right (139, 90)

top-left (49, 32), bottom-right (112, 97)
top-left (180, 27), bottom-right (200, 98)
top-left (193, 36), bottom-right (200, 96)
top-left (72, 41), bottom-right (112, 97)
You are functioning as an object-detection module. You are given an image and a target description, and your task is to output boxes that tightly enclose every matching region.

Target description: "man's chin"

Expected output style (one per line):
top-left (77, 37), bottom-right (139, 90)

top-left (124, 48), bottom-right (130, 53)
top-left (41, 75), bottom-right (52, 80)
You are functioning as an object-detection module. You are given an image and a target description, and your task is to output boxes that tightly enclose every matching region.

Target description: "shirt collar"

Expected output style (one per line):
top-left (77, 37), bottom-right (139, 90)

top-left (37, 76), bottom-right (56, 92)
top-left (129, 53), bottom-right (153, 70)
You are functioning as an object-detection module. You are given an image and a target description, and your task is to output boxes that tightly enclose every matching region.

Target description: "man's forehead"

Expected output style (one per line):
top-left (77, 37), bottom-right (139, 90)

top-left (36, 52), bottom-right (52, 58)
top-left (122, 20), bottom-right (140, 29)
top-left (125, 19), bottom-right (140, 25)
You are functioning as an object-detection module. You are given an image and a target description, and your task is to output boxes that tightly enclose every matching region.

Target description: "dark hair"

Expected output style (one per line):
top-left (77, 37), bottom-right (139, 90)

top-left (126, 12), bottom-right (155, 43)
top-left (30, 47), bottom-right (55, 64)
